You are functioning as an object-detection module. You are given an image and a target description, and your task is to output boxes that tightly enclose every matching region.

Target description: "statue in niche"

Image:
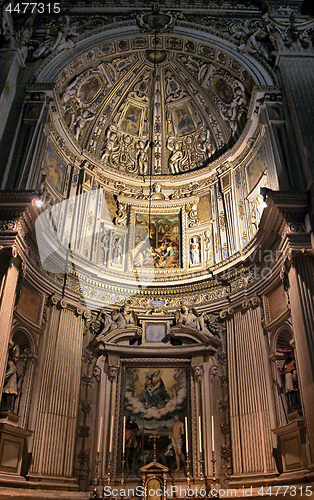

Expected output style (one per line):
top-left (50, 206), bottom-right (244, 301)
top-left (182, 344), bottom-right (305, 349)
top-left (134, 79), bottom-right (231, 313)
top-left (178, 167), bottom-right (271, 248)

top-left (136, 139), bottom-right (150, 176)
top-left (100, 223), bottom-right (110, 265)
top-left (0, 345), bottom-right (20, 413)
top-left (95, 305), bottom-right (137, 340)
top-left (280, 348), bottom-right (301, 413)
top-left (204, 229), bottom-right (213, 264)
top-left (190, 237), bottom-right (201, 265)
top-left (112, 236), bottom-right (123, 265)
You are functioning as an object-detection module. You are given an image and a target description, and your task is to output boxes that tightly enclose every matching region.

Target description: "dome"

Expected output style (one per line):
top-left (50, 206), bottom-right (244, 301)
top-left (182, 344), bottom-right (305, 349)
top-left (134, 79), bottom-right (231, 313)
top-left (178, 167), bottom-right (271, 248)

top-left (55, 34), bottom-right (254, 179)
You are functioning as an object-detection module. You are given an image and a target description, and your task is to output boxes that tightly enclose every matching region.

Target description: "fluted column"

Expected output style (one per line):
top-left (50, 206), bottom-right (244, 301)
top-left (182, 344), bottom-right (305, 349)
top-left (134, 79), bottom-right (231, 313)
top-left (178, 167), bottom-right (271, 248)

top-left (0, 247), bottom-right (23, 398)
top-left (28, 298), bottom-right (86, 486)
top-left (225, 300), bottom-right (277, 484)
top-left (287, 255), bottom-right (314, 469)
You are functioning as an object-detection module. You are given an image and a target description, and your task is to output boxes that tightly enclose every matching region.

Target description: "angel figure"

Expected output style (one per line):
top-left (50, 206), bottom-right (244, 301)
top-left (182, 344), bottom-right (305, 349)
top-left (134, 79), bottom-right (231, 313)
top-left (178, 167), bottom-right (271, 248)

top-left (73, 108), bottom-right (94, 141)
top-left (175, 305), bottom-right (200, 331)
top-left (136, 139), bottom-right (150, 176)
top-left (197, 130), bottom-right (216, 160)
top-left (101, 125), bottom-right (119, 164)
top-left (96, 305), bottom-right (137, 340)
top-left (167, 138), bottom-right (185, 174)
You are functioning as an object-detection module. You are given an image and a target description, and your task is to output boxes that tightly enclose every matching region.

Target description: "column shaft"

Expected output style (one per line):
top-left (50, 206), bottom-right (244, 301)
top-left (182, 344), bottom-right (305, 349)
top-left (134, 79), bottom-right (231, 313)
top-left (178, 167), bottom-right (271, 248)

top-left (29, 305), bottom-right (84, 481)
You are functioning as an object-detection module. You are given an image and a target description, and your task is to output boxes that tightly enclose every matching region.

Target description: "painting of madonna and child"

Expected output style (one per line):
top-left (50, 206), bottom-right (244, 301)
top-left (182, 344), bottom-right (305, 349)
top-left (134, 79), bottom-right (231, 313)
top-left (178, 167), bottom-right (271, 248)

top-left (133, 213), bottom-right (181, 269)
top-left (123, 367), bottom-right (189, 475)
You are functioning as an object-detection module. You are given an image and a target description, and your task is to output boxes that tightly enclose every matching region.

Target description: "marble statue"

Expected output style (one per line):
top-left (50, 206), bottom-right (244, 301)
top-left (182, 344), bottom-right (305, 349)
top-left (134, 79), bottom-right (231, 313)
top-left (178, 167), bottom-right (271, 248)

top-left (96, 305), bottom-right (137, 340)
top-left (0, 344), bottom-right (20, 413)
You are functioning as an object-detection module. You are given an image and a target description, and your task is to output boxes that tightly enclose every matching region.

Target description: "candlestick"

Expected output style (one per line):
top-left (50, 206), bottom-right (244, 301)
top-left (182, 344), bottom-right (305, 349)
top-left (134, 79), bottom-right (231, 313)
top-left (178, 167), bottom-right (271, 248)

top-left (97, 416), bottom-right (103, 453)
top-left (199, 415), bottom-right (202, 451)
top-left (122, 416), bottom-right (126, 455)
top-left (185, 416), bottom-right (189, 455)
top-left (211, 415), bottom-right (215, 452)
top-left (109, 415), bottom-right (114, 453)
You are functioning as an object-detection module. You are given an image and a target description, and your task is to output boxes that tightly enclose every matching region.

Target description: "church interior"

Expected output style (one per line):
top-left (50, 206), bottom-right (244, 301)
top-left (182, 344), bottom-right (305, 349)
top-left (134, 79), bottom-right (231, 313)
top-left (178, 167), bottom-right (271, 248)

top-left (0, 0), bottom-right (314, 498)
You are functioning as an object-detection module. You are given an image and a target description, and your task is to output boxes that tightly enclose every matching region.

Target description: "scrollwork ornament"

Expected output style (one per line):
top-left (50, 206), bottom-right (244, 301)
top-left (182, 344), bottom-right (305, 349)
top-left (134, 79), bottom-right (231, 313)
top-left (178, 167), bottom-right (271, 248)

top-left (115, 202), bottom-right (128, 226)
top-left (186, 202), bottom-right (199, 228)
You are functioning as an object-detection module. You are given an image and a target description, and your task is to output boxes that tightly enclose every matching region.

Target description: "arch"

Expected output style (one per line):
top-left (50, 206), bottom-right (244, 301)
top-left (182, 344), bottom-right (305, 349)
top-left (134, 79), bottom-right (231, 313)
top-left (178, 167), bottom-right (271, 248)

top-left (36, 24), bottom-right (275, 88)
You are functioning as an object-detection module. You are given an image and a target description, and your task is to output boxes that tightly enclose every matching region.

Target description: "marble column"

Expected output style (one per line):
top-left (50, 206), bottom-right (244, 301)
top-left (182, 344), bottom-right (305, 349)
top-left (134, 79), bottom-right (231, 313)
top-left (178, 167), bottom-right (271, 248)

top-left (0, 248), bottom-right (23, 399)
top-left (287, 255), bottom-right (314, 469)
top-left (28, 298), bottom-right (86, 487)
top-left (226, 301), bottom-right (277, 484)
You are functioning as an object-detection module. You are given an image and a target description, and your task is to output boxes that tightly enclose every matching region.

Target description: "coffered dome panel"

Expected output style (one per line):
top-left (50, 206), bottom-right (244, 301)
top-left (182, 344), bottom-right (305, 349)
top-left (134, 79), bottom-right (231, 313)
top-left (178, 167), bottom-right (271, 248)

top-left (55, 34), bottom-right (254, 179)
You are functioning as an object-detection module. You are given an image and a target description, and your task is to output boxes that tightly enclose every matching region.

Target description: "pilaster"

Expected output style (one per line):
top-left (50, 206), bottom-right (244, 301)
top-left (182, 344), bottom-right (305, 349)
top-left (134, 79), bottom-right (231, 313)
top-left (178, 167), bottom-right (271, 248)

top-left (0, 247), bottom-right (24, 400)
top-left (283, 253), bottom-right (314, 470)
top-left (28, 297), bottom-right (88, 488)
top-left (222, 298), bottom-right (278, 485)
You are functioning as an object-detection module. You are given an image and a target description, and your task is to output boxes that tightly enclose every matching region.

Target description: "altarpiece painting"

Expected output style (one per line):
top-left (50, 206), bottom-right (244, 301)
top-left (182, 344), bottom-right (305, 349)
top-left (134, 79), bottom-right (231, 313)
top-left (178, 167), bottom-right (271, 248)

top-left (122, 367), bottom-right (188, 474)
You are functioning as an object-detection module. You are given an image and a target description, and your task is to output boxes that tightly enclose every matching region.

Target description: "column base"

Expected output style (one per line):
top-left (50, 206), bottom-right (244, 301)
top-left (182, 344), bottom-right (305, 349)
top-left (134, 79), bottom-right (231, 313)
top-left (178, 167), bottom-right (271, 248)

top-left (228, 472), bottom-right (278, 488)
top-left (26, 474), bottom-right (79, 491)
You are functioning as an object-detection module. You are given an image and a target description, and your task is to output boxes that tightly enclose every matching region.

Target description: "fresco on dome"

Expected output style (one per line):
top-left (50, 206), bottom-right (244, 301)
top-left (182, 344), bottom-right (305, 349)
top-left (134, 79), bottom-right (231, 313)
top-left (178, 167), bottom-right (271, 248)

top-left (44, 144), bottom-right (66, 193)
top-left (123, 366), bottom-right (188, 472)
top-left (247, 147), bottom-right (266, 192)
top-left (174, 105), bottom-right (195, 136)
top-left (120, 104), bottom-right (142, 135)
top-left (134, 213), bottom-right (180, 269)
top-left (79, 75), bottom-right (102, 103)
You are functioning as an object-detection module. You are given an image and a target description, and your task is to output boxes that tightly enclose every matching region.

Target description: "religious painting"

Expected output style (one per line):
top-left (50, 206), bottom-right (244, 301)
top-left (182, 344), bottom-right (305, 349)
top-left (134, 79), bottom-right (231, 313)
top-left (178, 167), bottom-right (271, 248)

top-left (44, 144), bottom-right (67, 193)
top-left (120, 104), bottom-right (142, 136)
top-left (133, 213), bottom-right (180, 269)
top-left (79, 75), bottom-right (102, 103)
top-left (174, 105), bottom-right (195, 136)
top-left (212, 76), bottom-right (234, 104)
top-left (123, 367), bottom-right (188, 474)
top-left (246, 147), bottom-right (266, 192)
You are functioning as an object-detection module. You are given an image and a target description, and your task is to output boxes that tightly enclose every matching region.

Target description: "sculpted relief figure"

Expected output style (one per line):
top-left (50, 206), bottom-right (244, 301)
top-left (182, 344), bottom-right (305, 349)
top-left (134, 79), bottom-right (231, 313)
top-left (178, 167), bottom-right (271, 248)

top-left (197, 129), bottom-right (216, 160)
top-left (96, 305), bottom-right (137, 340)
top-left (73, 108), bottom-right (95, 141)
top-left (167, 138), bottom-right (186, 174)
top-left (101, 125), bottom-right (119, 164)
top-left (175, 306), bottom-right (222, 339)
top-left (136, 139), bottom-right (150, 176)
top-left (32, 15), bottom-right (77, 59)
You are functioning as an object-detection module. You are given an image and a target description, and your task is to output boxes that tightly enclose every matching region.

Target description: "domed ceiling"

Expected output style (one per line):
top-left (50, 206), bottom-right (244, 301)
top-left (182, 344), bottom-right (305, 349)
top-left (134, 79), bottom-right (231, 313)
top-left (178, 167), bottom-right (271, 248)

top-left (55, 34), bottom-right (254, 178)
